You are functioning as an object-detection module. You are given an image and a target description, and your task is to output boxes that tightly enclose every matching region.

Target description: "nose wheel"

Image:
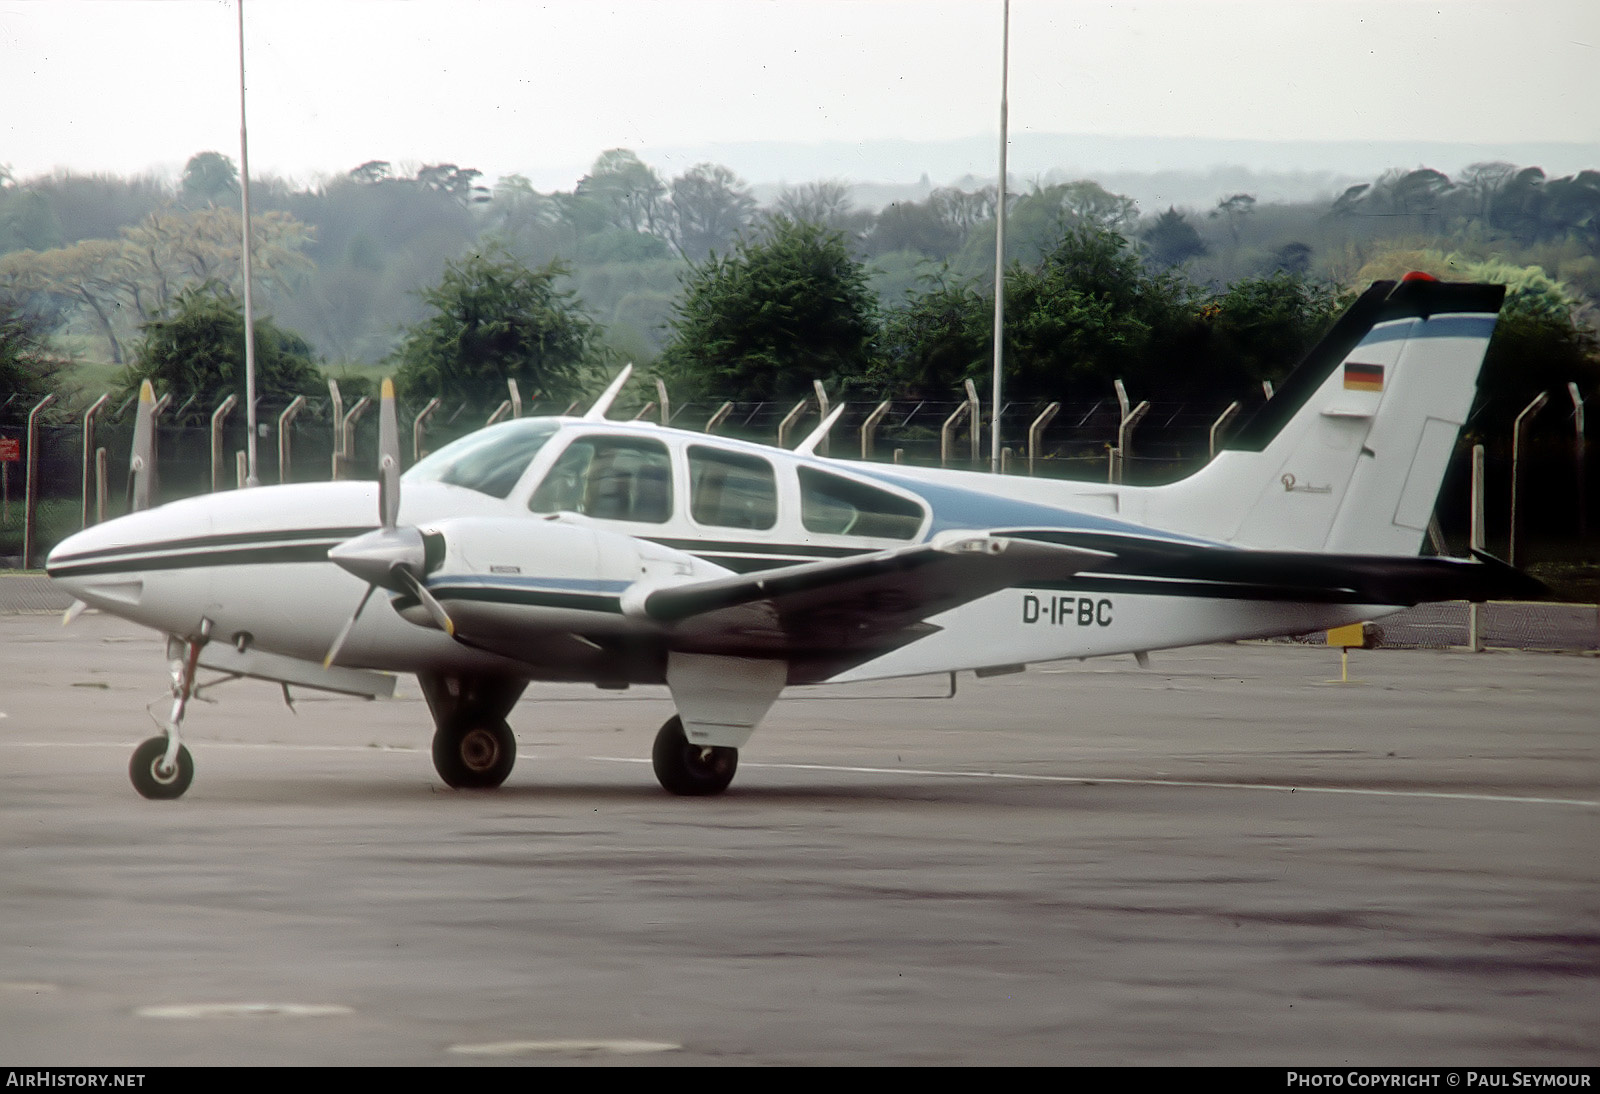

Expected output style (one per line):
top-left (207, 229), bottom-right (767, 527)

top-left (652, 715), bottom-right (738, 796)
top-left (129, 624), bottom-right (209, 800)
top-left (130, 737), bottom-right (194, 800)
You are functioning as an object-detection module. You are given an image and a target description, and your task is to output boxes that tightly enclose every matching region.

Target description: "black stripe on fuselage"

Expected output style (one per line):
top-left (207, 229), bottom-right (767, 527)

top-left (48, 526), bottom-right (377, 566)
top-left (403, 587), bottom-right (625, 614)
top-left (46, 539), bottom-right (358, 579)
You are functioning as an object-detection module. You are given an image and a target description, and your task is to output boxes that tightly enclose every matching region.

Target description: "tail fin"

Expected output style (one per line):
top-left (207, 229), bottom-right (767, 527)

top-left (1152, 276), bottom-right (1505, 555)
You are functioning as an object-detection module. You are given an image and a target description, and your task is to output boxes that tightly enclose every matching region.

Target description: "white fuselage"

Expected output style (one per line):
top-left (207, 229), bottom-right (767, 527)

top-left (47, 418), bottom-right (1385, 688)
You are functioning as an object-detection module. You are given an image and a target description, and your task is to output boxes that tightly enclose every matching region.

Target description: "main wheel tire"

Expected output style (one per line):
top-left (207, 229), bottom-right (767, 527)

top-left (651, 715), bottom-right (737, 796)
top-left (130, 737), bottom-right (194, 800)
top-left (432, 717), bottom-right (516, 789)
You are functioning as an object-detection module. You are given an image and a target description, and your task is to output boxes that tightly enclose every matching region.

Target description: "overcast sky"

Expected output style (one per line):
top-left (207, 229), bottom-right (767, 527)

top-left (3, 0), bottom-right (1597, 189)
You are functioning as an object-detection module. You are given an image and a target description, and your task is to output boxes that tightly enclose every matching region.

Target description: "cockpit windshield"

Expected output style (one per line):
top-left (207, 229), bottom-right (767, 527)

top-left (403, 418), bottom-right (561, 499)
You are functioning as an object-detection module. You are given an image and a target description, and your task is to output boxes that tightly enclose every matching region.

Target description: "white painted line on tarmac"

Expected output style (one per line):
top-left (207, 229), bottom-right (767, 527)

top-left (1, 740), bottom-right (417, 753)
top-left (593, 756), bottom-right (1599, 809)
top-left (448, 1039), bottom-right (680, 1057)
top-left (136, 1003), bottom-right (353, 1019)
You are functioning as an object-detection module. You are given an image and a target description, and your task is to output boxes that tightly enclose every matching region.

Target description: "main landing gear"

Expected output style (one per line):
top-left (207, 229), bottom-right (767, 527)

top-left (651, 715), bottom-right (738, 796)
top-left (418, 673), bottom-right (526, 789)
top-left (130, 624), bottom-right (208, 800)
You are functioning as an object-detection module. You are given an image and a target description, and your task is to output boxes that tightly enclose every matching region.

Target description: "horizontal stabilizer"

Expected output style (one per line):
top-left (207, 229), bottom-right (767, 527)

top-left (1003, 529), bottom-right (1544, 606)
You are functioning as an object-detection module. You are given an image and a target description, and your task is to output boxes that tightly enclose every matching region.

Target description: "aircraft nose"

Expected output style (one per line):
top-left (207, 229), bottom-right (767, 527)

top-left (44, 510), bottom-right (169, 608)
top-left (46, 522), bottom-right (108, 583)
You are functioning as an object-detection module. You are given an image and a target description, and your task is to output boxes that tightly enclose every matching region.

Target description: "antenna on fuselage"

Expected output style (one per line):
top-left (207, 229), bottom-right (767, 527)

top-left (583, 363), bottom-right (633, 421)
top-left (794, 403), bottom-right (846, 456)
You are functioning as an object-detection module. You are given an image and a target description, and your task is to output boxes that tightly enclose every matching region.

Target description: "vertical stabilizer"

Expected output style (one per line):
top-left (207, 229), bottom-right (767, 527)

top-left (1152, 277), bottom-right (1505, 555)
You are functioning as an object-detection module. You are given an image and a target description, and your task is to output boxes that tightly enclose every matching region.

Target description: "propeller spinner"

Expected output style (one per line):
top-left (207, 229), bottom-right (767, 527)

top-left (323, 379), bottom-right (454, 667)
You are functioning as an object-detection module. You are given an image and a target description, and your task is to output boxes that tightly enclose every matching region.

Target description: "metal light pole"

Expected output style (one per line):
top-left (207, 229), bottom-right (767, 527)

top-left (990, 0), bottom-right (1009, 474)
top-left (237, 0), bottom-right (259, 486)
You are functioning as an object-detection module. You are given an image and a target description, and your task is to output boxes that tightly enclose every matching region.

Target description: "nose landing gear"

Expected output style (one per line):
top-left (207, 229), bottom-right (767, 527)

top-left (130, 622), bottom-right (210, 800)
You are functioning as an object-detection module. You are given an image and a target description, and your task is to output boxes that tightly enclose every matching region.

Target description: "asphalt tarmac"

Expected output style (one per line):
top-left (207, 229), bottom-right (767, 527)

top-left (1, 612), bottom-right (1595, 1066)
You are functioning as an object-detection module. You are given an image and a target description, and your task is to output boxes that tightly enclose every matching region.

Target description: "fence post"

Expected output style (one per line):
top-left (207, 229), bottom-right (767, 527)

top-left (964, 379), bottom-right (980, 466)
top-left (656, 379), bottom-right (670, 426)
top-left (94, 448), bottom-right (108, 525)
top-left (23, 393), bottom-right (55, 569)
top-left (327, 379), bottom-right (343, 481)
top-left (1510, 391), bottom-right (1548, 566)
top-left (777, 399), bottom-right (810, 449)
top-left (860, 401), bottom-right (891, 460)
top-left (277, 395), bottom-right (306, 484)
top-left (412, 397), bottom-right (441, 463)
top-left (1469, 444), bottom-right (1486, 652)
top-left (1028, 402), bottom-right (1060, 476)
top-left (1112, 380), bottom-right (1150, 486)
top-left (1569, 381), bottom-right (1586, 542)
top-left (210, 394), bottom-right (238, 492)
top-left (813, 380), bottom-right (830, 456)
top-left (337, 396), bottom-right (371, 481)
top-left (1209, 400), bottom-right (1240, 461)
top-left (80, 393), bottom-right (109, 528)
top-left (704, 402), bottom-right (733, 434)
top-left (940, 401), bottom-right (971, 468)
top-left (507, 378), bottom-right (522, 420)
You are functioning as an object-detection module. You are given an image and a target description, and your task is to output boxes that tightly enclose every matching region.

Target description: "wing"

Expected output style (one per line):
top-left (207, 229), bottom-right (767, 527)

top-left (639, 532), bottom-right (1113, 669)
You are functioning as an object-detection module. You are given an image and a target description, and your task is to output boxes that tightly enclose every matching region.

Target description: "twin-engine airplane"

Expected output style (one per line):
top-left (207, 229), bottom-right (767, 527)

top-left (47, 275), bottom-right (1539, 800)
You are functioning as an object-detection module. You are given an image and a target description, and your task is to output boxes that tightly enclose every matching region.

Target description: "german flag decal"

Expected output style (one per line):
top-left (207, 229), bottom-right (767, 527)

top-left (1344, 361), bottom-right (1384, 391)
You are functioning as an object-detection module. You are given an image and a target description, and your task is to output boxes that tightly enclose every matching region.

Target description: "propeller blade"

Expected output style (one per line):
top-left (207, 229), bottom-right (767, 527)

top-left (323, 583), bottom-right (378, 668)
top-left (395, 567), bottom-right (455, 637)
top-left (377, 377), bottom-right (400, 531)
top-left (127, 380), bottom-right (156, 512)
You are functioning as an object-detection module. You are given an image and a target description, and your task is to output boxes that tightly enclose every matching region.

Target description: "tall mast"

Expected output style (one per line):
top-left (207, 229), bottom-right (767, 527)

top-left (990, 0), bottom-right (1010, 473)
top-left (238, 0), bottom-right (259, 486)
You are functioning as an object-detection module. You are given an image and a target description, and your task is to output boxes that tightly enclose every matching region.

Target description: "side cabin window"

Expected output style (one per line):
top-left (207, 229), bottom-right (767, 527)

top-left (797, 467), bottom-right (924, 540)
top-left (688, 446), bottom-right (777, 531)
top-left (529, 435), bottom-right (673, 523)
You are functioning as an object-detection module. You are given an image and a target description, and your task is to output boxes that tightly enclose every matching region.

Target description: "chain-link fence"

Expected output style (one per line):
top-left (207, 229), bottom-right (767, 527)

top-left (2, 387), bottom-right (1595, 586)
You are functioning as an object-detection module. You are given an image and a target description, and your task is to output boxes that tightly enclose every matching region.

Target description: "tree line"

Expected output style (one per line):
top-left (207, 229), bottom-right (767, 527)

top-left (0, 150), bottom-right (1596, 435)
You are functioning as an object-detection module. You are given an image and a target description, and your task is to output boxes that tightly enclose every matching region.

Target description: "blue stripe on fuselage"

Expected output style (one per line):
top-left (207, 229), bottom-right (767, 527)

top-left (845, 467), bottom-right (1216, 544)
